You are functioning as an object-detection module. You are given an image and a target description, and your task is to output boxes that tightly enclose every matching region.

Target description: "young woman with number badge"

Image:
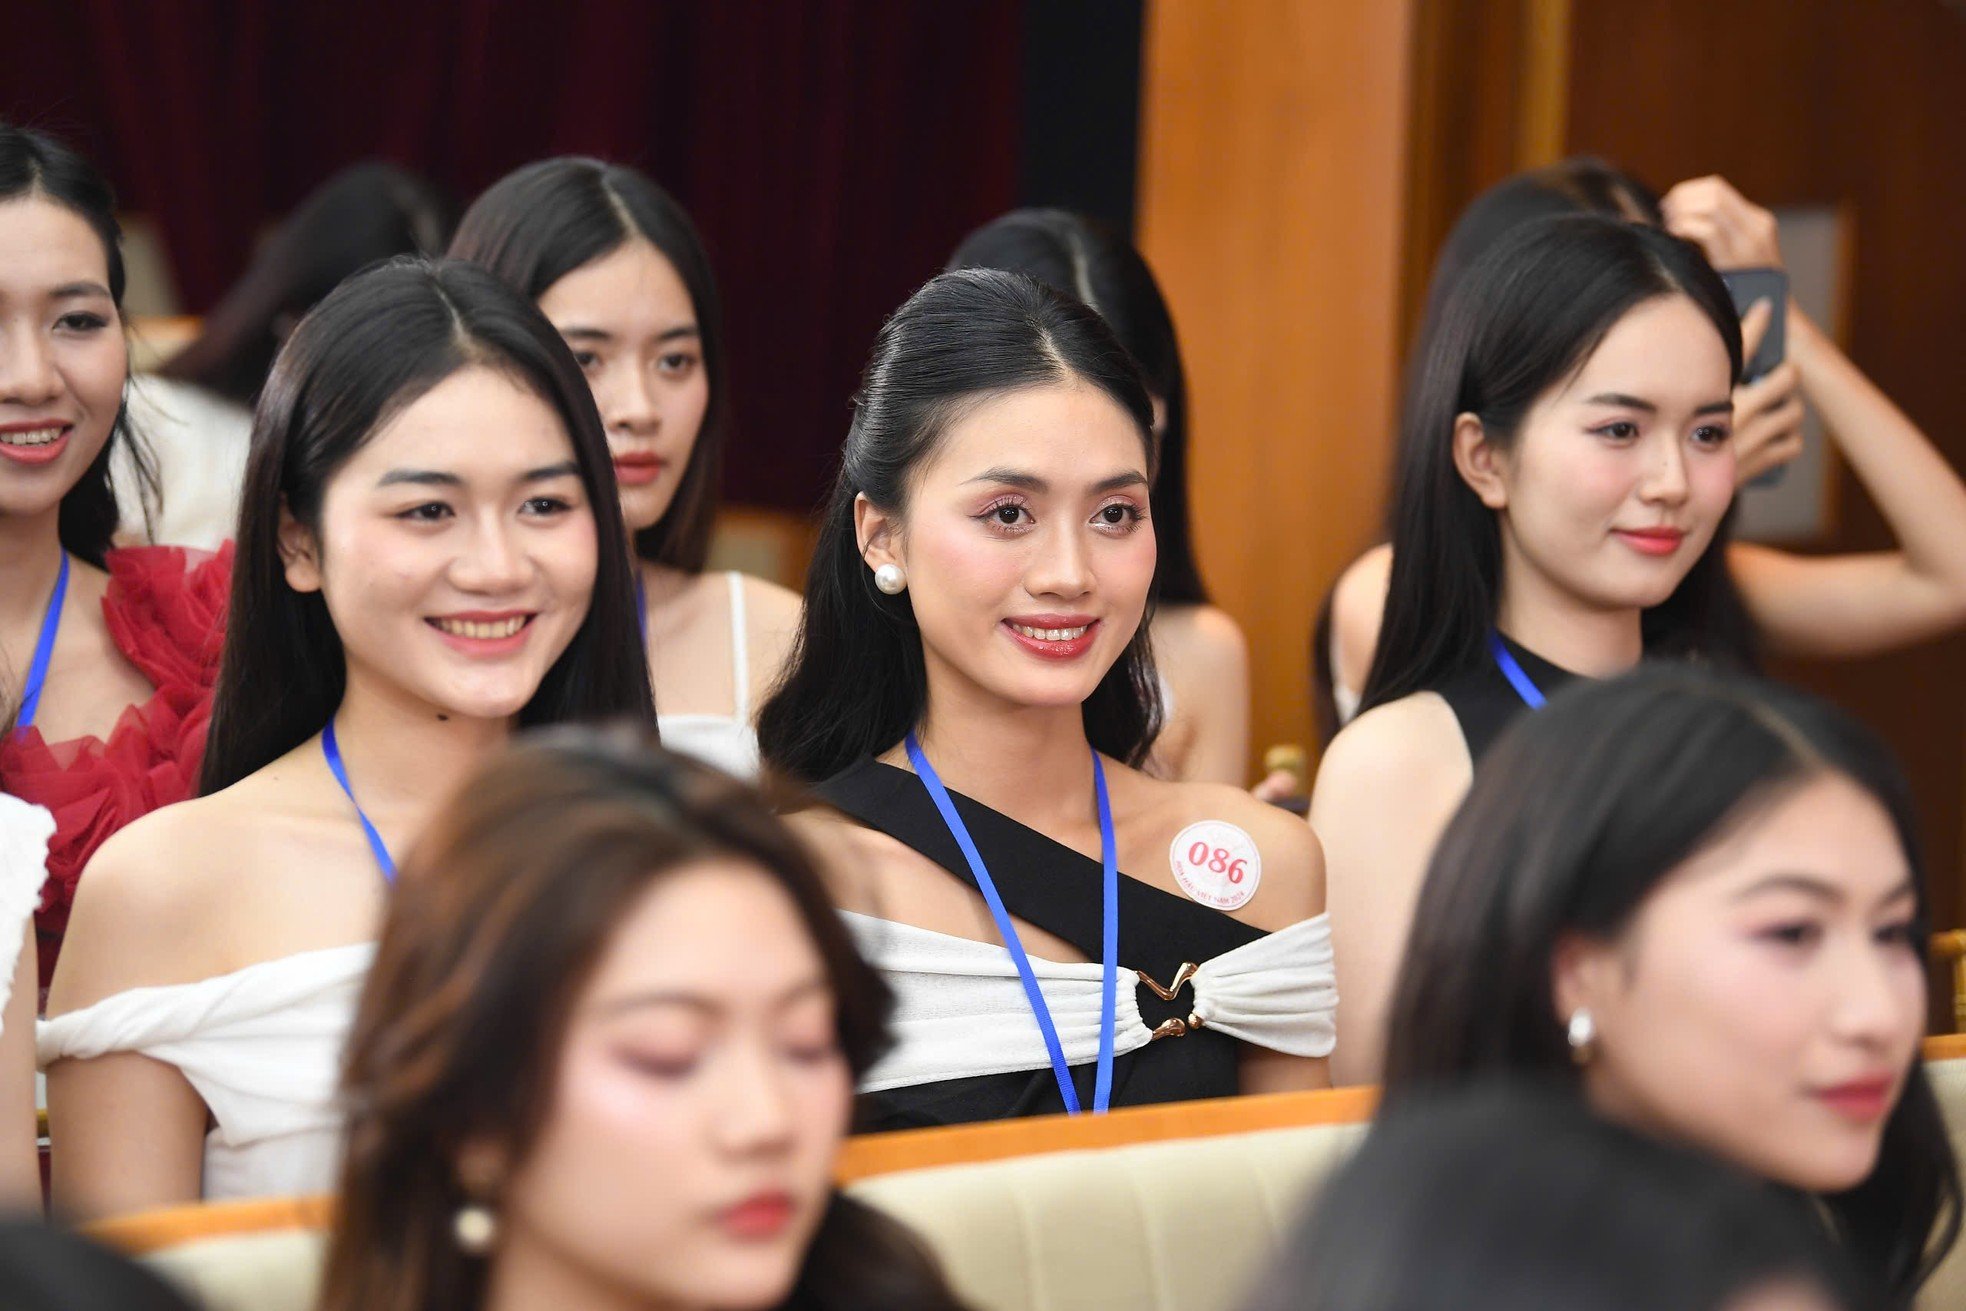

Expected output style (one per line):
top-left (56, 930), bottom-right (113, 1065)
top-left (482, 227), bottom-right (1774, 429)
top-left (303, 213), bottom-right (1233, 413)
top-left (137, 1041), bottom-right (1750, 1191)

top-left (759, 270), bottom-right (1333, 1128)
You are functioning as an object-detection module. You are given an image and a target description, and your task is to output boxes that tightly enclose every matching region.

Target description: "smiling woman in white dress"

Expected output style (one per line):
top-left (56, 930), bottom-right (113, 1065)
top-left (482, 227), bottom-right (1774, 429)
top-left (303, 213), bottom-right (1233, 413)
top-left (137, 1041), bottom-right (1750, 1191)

top-left (39, 258), bottom-right (655, 1222)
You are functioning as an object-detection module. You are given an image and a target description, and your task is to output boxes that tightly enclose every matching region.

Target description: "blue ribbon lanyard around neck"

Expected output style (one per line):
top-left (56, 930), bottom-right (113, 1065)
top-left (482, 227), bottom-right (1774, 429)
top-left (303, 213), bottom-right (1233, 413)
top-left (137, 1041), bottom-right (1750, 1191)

top-left (904, 733), bottom-right (1118, 1115)
top-left (1488, 631), bottom-right (1548, 711)
top-left (321, 719), bottom-right (398, 883)
top-left (14, 552), bottom-right (69, 735)
top-left (634, 575), bottom-right (648, 634)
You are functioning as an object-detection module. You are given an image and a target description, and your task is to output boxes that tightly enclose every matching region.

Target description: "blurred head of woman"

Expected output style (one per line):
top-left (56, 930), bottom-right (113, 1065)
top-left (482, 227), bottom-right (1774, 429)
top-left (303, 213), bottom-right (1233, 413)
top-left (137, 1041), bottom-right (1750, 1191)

top-left (1248, 1082), bottom-right (1859, 1311)
top-left (319, 725), bottom-right (965, 1311)
top-left (1384, 667), bottom-right (1959, 1301)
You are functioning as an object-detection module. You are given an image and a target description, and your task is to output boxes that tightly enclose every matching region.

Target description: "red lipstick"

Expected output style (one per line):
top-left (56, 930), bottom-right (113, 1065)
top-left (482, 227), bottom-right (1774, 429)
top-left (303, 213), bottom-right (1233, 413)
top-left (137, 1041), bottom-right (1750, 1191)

top-left (1002, 614), bottom-right (1100, 661)
top-left (1613, 527), bottom-right (1686, 557)
top-left (1814, 1076), bottom-right (1896, 1123)
top-left (613, 452), bottom-right (666, 487)
top-left (719, 1190), bottom-right (795, 1240)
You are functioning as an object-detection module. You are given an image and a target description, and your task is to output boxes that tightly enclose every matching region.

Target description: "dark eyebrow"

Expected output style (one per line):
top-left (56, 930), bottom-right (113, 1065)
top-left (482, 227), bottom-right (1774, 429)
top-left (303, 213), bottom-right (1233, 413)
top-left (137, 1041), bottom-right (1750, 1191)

top-left (558, 324), bottom-right (698, 345)
top-left (1584, 393), bottom-right (1656, 413)
top-left (377, 468), bottom-right (462, 489)
top-left (52, 281), bottom-right (113, 300)
top-left (376, 460), bottom-right (580, 490)
top-left (522, 460), bottom-right (581, 483)
top-left (593, 977), bottom-right (830, 1018)
top-left (962, 468), bottom-right (1148, 494)
top-left (1584, 392), bottom-right (1734, 418)
top-left (1731, 872), bottom-right (1918, 907)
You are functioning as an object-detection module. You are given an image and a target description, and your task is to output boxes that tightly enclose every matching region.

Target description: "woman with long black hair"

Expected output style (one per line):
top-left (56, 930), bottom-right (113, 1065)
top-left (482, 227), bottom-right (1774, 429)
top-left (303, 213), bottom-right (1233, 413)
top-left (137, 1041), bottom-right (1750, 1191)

top-left (1381, 667), bottom-right (1960, 1308)
top-left (1247, 1082), bottom-right (1862, 1311)
top-left (1319, 160), bottom-right (1966, 733)
top-left (760, 269), bottom-right (1333, 1128)
top-left (947, 209), bottom-right (1251, 785)
top-left (42, 258), bottom-right (655, 1220)
top-left (0, 122), bottom-right (222, 987)
top-left (451, 158), bottom-right (799, 780)
top-left (1311, 214), bottom-right (1750, 1084)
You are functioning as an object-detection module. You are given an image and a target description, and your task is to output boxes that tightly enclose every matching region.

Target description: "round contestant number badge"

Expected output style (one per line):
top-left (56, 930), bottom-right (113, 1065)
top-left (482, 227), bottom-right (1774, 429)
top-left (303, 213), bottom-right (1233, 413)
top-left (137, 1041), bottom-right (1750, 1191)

top-left (1168, 820), bottom-right (1261, 911)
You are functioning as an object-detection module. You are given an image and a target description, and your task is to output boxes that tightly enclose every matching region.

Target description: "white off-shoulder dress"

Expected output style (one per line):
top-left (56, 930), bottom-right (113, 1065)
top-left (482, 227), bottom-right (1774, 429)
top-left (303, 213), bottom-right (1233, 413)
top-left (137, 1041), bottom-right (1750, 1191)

top-left (38, 942), bottom-right (373, 1200)
top-left (844, 911), bottom-right (1338, 1092)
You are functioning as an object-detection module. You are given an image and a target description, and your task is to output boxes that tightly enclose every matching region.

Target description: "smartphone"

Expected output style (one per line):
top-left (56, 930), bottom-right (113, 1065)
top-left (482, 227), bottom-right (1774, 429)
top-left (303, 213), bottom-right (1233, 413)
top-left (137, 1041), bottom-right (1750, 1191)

top-left (1719, 267), bottom-right (1790, 486)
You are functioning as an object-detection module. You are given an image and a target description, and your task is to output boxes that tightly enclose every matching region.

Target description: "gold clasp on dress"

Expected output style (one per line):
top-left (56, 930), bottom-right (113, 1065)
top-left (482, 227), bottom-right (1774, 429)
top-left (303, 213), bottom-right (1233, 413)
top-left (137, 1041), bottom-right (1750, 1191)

top-left (1139, 962), bottom-right (1199, 1001)
top-left (1139, 962), bottom-right (1205, 1040)
top-left (1149, 1012), bottom-right (1208, 1041)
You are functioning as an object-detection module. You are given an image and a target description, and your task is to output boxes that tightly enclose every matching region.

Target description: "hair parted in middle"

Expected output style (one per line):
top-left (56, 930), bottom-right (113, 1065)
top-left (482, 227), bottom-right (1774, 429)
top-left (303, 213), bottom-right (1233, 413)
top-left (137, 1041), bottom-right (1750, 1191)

top-left (199, 256), bottom-right (655, 796)
top-left (449, 157), bottom-right (728, 574)
top-left (756, 267), bottom-right (1163, 785)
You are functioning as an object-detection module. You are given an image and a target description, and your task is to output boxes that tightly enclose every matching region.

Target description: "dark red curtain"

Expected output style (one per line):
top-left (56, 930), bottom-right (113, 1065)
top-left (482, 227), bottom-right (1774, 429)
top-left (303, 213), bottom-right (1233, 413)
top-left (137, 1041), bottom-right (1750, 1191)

top-left (5, 0), bottom-right (1023, 511)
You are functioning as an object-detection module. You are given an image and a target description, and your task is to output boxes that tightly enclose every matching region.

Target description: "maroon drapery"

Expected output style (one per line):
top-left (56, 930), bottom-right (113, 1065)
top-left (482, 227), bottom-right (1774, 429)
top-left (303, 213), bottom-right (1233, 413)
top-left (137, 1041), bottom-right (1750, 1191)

top-left (5, 1), bottom-right (1023, 510)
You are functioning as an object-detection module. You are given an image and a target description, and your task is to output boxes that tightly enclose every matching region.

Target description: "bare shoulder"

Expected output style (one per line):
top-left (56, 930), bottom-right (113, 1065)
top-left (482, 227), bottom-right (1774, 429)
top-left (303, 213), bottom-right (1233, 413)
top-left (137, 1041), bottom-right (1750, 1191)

top-left (1127, 771), bottom-right (1325, 932)
top-left (1312, 690), bottom-right (1464, 801)
top-left (737, 573), bottom-right (803, 698)
top-left (737, 573), bottom-right (803, 632)
top-left (1330, 544), bottom-right (1393, 675)
top-left (1153, 603), bottom-right (1248, 672)
top-left (48, 786), bottom-right (270, 1011)
top-left (780, 805), bottom-right (913, 915)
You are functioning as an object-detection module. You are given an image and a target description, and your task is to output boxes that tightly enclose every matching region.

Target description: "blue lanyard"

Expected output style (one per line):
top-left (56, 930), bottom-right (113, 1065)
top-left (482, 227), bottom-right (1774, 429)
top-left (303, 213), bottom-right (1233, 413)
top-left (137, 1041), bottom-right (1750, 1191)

top-left (1489, 631), bottom-right (1548, 710)
top-left (905, 733), bottom-right (1118, 1114)
top-left (321, 719), bottom-right (397, 883)
top-left (634, 575), bottom-right (648, 633)
top-left (14, 553), bottom-right (69, 735)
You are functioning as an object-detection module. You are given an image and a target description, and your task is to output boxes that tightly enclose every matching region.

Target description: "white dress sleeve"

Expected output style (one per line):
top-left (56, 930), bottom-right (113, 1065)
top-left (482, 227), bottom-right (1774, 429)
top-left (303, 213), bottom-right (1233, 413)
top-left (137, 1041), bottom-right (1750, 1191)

top-left (1187, 914), bottom-right (1338, 1057)
top-left (37, 943), bottom-right (374, 1200)
top-left (0, 798), bottom-right (55, 1033)
top-left (842, 911), bottom-right (1338, 1091)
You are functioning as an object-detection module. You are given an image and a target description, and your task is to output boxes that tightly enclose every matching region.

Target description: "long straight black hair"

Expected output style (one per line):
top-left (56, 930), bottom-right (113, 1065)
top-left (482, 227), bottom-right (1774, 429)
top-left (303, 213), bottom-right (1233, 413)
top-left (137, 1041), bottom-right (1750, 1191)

top-left (1313, 159), bottom-right (1669, 738)
top-left (449, 158), bottom-right (727, 574)
top-left (1383, 667), bottom-right (1960, 1304)
top-left (947, 209), bottom-right (1209, 605)
top-left (757, 268), bottom-right (1161, 785)
top-left (1247, 1081), bottom-right (1860, 1311)
top-left (199, 258), bottom-right (655, 795)
top-left (161, 161), bottom-right (454, 407)
top-left (0, 122), bottom-right (159, 562)
top-left (1361, 214), bottom-right (1755, 714)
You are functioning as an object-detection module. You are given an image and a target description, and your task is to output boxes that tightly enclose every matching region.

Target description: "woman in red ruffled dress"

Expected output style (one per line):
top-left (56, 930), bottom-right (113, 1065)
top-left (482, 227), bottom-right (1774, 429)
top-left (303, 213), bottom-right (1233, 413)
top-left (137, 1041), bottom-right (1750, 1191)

top-left (0, 124), bottom-right (229, 988)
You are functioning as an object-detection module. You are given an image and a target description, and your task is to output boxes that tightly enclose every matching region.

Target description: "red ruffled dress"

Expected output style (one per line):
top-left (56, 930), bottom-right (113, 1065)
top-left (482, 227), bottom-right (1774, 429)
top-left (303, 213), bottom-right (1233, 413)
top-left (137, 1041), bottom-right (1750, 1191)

top-left (0, 545), bottom-right (231, 989)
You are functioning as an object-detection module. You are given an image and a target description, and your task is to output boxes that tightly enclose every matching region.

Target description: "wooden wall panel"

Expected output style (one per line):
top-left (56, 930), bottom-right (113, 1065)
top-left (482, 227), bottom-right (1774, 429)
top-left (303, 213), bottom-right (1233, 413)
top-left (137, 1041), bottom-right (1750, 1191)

top-left (1136, 0), bottom-right (1416, 775)
top-left (1560, 0), bottom-right (1966, 923)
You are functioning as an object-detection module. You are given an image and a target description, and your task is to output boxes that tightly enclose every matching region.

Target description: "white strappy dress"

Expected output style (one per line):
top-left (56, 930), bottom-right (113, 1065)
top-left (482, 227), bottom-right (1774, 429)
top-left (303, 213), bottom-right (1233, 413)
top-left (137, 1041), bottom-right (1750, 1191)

top-left (37, 942), bottom-right (374, 1200)
top-left (842, 910), bottom-right (1338, 1091)
top-left (658, 572), bottom-right (763, 780)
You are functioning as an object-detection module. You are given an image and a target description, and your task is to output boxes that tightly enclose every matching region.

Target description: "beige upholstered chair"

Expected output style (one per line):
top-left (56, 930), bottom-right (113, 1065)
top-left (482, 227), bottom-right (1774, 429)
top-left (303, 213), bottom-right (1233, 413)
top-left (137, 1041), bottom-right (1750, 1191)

top-left (91, 1055), bottom-right (1966, 1311)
